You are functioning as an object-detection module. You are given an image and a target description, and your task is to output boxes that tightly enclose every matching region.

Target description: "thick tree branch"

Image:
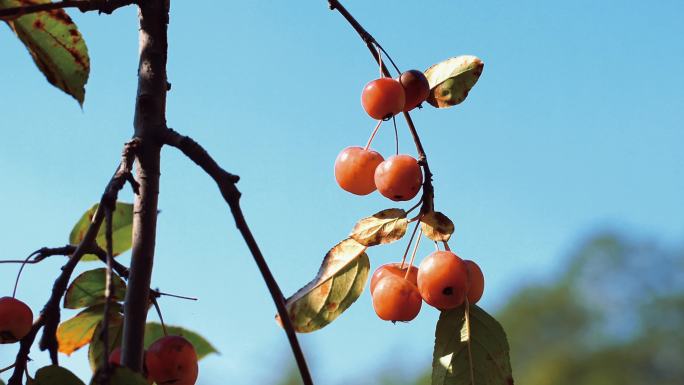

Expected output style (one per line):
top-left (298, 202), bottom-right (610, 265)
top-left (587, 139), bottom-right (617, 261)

top-left (121, 0), bottom-right (168, 372)
top-left (0, 0), bottom-right (136, 20)
top-left (163, 128), bottom-right (314, 385)
top-left (327, 0), bottom-right (435, 212)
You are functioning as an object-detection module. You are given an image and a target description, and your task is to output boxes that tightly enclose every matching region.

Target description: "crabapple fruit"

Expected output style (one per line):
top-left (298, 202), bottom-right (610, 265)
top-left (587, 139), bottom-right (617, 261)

top-left (370, 263), bottom-right (418, 295)
top-left (146, 335), bottom-right (198, 385)
top-left (465, 260), bottom-right (485, 304)
top-left (361, 78), bottom-right (405, 120)
top-left (0, 297), bottom-right (33, 344)
top-left (399, 70), bottom-right (430, 112)
top-left (374, 154), bottom-right (423, 201)
top-left (417, 251), bottom-right (469, 310)
top-left (334, 146), bottom-right (384, 195)
top-left (371, 274), bottom-right (422, 322)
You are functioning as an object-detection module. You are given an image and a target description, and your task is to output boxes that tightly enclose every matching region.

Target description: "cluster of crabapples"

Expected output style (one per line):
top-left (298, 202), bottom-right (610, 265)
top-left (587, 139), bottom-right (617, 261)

top-left (334, 70), bottom-right (430, 201)
top-left (370, 252), bottom-right (485, 322)
top-left (109, 335), bottom-right (199, 385)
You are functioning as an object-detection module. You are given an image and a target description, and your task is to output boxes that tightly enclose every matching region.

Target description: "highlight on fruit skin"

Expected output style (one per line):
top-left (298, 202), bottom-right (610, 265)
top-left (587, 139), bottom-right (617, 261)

top-left (371, 274), bottom-right (422, 322)
top-left (361, 77), bottom-right (406, 120)
top-left (465, 259), bottom-right (485, 304)
top-left (399, 70), bottom-right (430, 112)
top-left (417, 251), bottom-right (469, 310)
top-left (0, 296), bottom-right (34, 344)
top-left (370, 263), bottom-right (418, 295)
top-left (334, 146), bottom-right (384, 195)
top-left (146, 335), bottom-right (199, 385)
top-left (374, 154), bottom-right (423, 201)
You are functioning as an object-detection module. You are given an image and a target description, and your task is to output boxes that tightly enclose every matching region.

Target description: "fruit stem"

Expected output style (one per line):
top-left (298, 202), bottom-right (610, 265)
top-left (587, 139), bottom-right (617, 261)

top-left (404, 230), bottom-right (423, 280)
top-left (11, 251), bottom-right (37, 298)
top-left (364, 119), bottom-right (383, 151)
top-left (392, 116), bottom-right (399, 155)
top-left (443, 241), bottom-right (451, 251)
top-left (400, 218), bottom-right (421, 269)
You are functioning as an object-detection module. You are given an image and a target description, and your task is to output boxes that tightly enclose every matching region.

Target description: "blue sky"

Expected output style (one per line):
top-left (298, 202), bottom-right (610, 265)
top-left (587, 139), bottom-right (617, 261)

top-left (1, 0), bottom-right (683, 384)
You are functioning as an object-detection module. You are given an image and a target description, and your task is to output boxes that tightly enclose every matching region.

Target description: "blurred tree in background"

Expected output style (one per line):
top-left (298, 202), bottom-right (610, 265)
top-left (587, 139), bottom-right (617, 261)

top-left (277, 231), bottom-right (684, 384)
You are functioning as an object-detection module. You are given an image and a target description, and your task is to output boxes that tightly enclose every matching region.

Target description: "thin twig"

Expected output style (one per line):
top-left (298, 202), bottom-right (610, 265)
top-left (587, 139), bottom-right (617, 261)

top-left (0, 0), bottom-right (136, 20)
top-left (327, 0), bottom-right (435, 213)
top-left (150, 296), bottom-right (168, 336)
top-left (100, 205), bottom-right (116, 380)
top-left (8, 316), bottom-right (45, 385)
top-left (8, 142), bottom-right (137, 382)
top-left (163, 128), bottom-right (314, 385)
top-left (153, 290), bottom-right (198, 301)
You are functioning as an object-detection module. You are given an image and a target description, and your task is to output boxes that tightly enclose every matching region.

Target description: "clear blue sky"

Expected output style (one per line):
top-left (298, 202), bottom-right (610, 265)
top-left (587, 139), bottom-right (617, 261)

top-left (2, 0), bottom-right (683, 384)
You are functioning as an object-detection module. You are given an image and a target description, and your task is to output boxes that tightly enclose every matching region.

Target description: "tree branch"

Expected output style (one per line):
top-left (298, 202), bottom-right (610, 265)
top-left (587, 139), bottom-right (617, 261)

top-left (327, 0), bottom-right (435, 212)
top-left (120, 0), bottom-right (168, 372)
top-left (0, 0), bottom-right (136, 20)
top-left (163, 128), bottom-right (314, 385)
top-left (7, 316), bottom-right (45, 385)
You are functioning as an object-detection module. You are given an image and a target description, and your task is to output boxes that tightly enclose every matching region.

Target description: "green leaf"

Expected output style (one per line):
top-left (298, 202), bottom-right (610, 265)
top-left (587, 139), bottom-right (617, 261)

top-left (33, 365), bottom-right (84, 385)
top-left (57, 303), bottom-right (122, 355)
top-left (278, 238), bottom-right (370, 333)
top-left (64, 268), bottom-right (126, 309)
top-left (88, 367), bottom-right (148, 385)
top-left (143, 322), bottom-right (219, 361)
top-left (0, 0), bottom-right (89, 105)
top-left (88, 312), bottom-right (123, 372)
top-left (424, 56), bottom-right (484, 108)
top-left (432, 305), bottom-right (514, 385)
top-left (69, 202), bottom-right (133, 261)
top-left (421, 211), bottom-right (455, 242)
top-left (350, 208), bottom-right (408, 247)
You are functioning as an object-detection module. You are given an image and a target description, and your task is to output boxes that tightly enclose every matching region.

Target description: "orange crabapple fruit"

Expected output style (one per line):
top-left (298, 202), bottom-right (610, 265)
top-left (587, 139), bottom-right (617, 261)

top-left (465, 259), bottom-right (485, 304)
top-left (417, 251), bottom-right (469, 310)
top-left (146, 335), bottom-right (199, 385)
top-left (374, 154), bottom-right (423, 201)
top-left (361, 77), bottom-right (406, 120)
top-left (370, 263), bottom-right (418, 295)
top-left (371, 274), bottom-right (422, 322)
top-left (334, 146), bottom-right (384, 195)
top-left (399, 70), bottom-right (430, 112)
top-left (0, 297), bottom-right (33, 344)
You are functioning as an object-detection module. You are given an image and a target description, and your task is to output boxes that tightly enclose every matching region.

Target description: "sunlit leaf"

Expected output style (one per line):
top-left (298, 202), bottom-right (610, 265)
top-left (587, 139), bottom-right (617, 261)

top-left (350, 208), bottom-right (408, 246)
top-left (421, 211), bottom-right (455, 242)
top-left (64, 268), bottom-right (126, 309)
top-left (57, 303), bottom-right (122, 355)
top-left (144, 322), bottom-right (219, 360)
top-left (32, 365), bottom-right (84, 385)
top-left (69, 202), bottom-right (133, 261)
top-left (424, 55), bottom-right (484, 108)
top-left (277, 238), bottom-right (370, 333)
top-left (0, 0), bottom-right (89, 105)
top-left (88, 312), bottom-right (123, 372)
top-left (432, 305), bottom-right (513, 385)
